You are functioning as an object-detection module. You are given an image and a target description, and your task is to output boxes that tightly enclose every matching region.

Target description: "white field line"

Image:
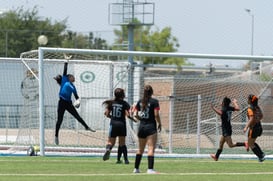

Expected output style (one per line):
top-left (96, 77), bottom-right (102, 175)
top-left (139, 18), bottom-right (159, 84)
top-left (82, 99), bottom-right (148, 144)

top-left (0, 172), bottom-right (273, 176)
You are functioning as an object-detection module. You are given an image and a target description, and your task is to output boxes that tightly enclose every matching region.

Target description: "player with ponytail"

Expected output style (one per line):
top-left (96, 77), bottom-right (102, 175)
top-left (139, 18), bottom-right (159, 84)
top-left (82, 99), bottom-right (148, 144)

top-left (132, 85), bottom-right (162, 174)
top-left (102, 88), bottom-right (131, 164)
top-left (210, 97), bottom-right (247, 161)
top-left (244, 94), bottom-right (265, 162)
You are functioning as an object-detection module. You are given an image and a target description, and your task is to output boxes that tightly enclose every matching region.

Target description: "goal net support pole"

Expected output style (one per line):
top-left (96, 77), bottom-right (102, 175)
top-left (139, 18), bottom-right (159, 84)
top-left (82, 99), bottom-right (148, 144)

top-left (38, 48), bottom-right (45, 156)
top-left (197, 95), bottom-right (201, 154)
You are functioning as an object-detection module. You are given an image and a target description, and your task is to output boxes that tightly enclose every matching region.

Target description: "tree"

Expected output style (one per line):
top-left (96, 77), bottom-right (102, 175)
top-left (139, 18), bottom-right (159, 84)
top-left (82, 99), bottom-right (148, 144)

top-left (0, 6), bottom-right (67, 57)
top-left (61, 31), bottom-right (109, 49)
top-left (113, 25), bottom-right (189, 66)
top-left (0, 6), bottom-right (110, 57)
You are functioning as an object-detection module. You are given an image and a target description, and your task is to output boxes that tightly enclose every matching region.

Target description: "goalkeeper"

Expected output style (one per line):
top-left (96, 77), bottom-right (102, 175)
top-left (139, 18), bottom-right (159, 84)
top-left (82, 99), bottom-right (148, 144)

top-left (54, 59), bottom-right (95, 145)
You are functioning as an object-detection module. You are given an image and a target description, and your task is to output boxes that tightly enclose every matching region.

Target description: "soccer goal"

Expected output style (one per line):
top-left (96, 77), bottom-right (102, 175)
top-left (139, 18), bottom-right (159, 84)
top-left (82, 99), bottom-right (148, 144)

top-left (17, 48), bottom-right (146, 156)
top-left (2, 47), bottom-right (273, 158)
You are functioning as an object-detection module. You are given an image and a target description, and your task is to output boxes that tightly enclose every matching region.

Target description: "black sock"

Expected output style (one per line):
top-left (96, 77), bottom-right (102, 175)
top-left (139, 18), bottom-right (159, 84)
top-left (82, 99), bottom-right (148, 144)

top-left (251, 146), bottom-right (263, 158)
top-left (117, 146), bottom-right (122, 161)
top-left (254, 143), bottom-right (264, 158)
top-left (134, 154), bottom-right (142, 169)
top-left (216, 149), bottom-right (222, 159)
top-left (148, 156), bottom-right (154, 169)
top-left (122, 145), bottom-right (128, 161)
top-left (235, 142), bottom-right (245, 147)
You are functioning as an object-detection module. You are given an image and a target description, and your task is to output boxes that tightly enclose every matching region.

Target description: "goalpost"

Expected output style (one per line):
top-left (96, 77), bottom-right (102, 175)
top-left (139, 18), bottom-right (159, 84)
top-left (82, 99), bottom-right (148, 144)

top-left (18, 48), bottom-right (144, 156)
top-left (2, 47), bottom-right (273, 158)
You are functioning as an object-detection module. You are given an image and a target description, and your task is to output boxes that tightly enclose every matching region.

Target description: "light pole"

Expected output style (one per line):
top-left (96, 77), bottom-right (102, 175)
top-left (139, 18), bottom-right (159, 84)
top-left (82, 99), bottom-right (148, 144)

top-left (245, 9), bottom-right (254, 55)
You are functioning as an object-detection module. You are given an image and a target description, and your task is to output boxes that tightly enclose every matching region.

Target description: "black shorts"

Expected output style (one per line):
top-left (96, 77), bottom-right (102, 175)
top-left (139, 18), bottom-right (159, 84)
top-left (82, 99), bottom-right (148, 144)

top-left (137, 122), bottom-right (157, 139)
top-left (249, 122), bottom-right (263, 139)
top-left (109, 121), bottom-right (126, 138)
top-left (222, 127), bottom-right (232, 137)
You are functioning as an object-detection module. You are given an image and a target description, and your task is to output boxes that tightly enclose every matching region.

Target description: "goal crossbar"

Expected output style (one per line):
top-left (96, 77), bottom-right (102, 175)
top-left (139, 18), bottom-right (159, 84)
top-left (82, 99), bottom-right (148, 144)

top-left (36, 47), bottom-right (273, 61)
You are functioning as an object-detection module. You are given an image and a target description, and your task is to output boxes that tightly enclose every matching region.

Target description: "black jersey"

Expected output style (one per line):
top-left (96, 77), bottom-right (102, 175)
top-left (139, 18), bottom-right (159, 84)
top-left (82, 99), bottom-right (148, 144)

top-left (110, 100), bottom-right (130, 124)
top-left (136, 98), bottom-right (160, 123)
top-left (108, 100), bottom-right (130, 137)
top-left (221, 106), bottom-right (235, 136)
top-left (135, 98), bottom-right (160, 138)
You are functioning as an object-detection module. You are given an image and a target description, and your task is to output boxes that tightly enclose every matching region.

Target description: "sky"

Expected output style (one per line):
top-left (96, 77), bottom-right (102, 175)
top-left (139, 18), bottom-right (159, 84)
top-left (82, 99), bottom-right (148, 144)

top-left (1, 0), bottom-right (273, 67)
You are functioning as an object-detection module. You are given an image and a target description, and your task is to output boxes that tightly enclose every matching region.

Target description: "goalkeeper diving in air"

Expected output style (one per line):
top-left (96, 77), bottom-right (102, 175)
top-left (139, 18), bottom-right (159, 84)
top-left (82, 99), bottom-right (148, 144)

top-left (54, 56), bottom-right (95, 145)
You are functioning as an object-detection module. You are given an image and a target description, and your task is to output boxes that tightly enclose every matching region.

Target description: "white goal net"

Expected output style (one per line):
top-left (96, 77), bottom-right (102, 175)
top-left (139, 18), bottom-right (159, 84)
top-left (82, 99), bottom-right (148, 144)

top-left (1, 47), bottom-right (273, 159)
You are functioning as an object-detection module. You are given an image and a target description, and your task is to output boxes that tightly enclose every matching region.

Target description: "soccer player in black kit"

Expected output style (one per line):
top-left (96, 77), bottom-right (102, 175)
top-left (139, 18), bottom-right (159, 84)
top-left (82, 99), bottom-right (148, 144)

top-left (132, 85), bottom-right (162, 174)
top-left (102, 88), bottom-right (131, 164)
top-left (54, 59), bottom-right (95, 145)
top-left (210, 97), bottom-right (248, 161)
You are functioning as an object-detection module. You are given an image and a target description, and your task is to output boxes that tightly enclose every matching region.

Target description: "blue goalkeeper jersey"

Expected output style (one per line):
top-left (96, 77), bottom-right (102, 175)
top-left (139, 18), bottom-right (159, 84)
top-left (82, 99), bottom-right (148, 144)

top-left (59, 75), bottom-right (78, 102)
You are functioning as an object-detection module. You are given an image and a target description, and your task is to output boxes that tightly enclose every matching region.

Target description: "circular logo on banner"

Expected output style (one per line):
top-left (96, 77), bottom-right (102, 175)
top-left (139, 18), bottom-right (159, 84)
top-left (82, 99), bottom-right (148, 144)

top-left (80, 71), bottom-right (95, 83)
top-left (116, 71), bottom-right (128, 82)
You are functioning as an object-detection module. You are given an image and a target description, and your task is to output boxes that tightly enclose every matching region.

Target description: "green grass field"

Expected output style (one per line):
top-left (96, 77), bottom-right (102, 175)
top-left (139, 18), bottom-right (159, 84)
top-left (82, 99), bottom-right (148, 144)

top-left (0, 156), bottom-right (272, 181)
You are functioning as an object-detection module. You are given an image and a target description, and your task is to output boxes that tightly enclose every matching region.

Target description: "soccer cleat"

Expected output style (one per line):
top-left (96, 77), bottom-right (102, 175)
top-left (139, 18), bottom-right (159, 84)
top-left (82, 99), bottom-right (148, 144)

top-left (124, 160), bottom-right (129, 164)
top-left (103, 150), bottom-right (110, 161)
top-left (210, 154), bottom-right (218, 161)
top-left (27, 146), bottom-right (35, 156)
top-left (116, 160), bottom-right (122, 164)
top-left (259, 157), bottom-right (265, 162)
top-left (259, 154), bottom-right (265, 162)
top-left (86, 127), bottom-right (96, 132)
top-left (133, 168), bottom-right (140, 173)
top-left (245, 141), bottom-right (249, 152)
top-left (147, 169), bottom-right (159, 174)
top-left (55, 136), bottom-right (59, 145)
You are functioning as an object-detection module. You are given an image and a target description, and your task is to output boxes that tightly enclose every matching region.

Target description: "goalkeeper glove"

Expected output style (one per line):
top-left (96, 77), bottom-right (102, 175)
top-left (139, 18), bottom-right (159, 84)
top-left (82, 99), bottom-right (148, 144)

top-left (63, 53), bottom-right (72, 62)
top-left (73, 99), bottom-right (80, 108)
